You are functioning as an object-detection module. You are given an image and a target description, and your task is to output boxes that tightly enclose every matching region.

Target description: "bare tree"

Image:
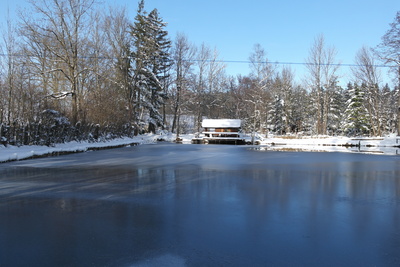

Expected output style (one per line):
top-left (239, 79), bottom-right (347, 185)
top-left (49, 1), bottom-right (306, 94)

top-left (353, 46), bottom-right (381, 85)
top-left (352, 46), bottom-right (382, 136)
top-left (191, 43), bottom-right (226, 132)
top-left (171, 33), bottom-right (195, 136)
top-left (305, 34), bottom-right (340, 135)
top-left (2, 16), bottom-right (19, 124)
top-left (0, 51), bottom-right (4, 124)
top-left (374, 11), bottom-right (400, 135)
top-left (269, 66), bottom-right (296, 134)
top-left (19, 0), bottom-right (96, 124)
top-left (248, 44), bottom-right (274, 134)
top-left (192, 43), bottom-right (210, 132)
top-left (83, 9), bottom-right (112, 124)
top-left (102, 7), bottom-right (132, 126)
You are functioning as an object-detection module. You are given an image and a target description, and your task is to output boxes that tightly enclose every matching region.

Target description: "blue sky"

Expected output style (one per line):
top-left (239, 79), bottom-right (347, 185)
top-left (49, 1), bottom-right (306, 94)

top-left (2, 0), bottom-right (400, 85)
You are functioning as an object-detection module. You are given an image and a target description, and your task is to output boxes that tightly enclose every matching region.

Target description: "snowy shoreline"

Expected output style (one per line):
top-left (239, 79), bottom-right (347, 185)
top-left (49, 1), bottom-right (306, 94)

top-left (0, 135), bottom-right (157, 163)
top-left (1, 134), bottom-right (399, 163)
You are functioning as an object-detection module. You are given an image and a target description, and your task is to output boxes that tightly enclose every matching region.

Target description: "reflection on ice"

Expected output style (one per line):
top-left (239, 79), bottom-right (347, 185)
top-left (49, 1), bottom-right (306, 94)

top-left (129, 254), bottom-right (186, 267)
top-left (1, 144), bottom-right (400, 266)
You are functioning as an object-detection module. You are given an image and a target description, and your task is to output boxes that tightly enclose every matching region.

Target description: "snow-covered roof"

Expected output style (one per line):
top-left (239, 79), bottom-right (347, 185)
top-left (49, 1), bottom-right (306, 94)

top-left (202, 119), bottom-right (242, 128)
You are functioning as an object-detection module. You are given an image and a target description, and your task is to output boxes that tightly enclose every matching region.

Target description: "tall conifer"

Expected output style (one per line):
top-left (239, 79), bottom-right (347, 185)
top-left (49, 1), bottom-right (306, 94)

top-left (130, 1), bottom-right (171, 133)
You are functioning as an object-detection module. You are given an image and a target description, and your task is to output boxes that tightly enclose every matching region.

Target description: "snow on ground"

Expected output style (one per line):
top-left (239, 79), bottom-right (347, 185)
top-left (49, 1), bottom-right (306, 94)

top-left (0, 135), bottom-right (158, 163)
top-left (263, 135), bottom-right (398, 147)
top-left (259, 134), bottom-right (400, 155)
top-left (1, 133), bottom-right (399, 163)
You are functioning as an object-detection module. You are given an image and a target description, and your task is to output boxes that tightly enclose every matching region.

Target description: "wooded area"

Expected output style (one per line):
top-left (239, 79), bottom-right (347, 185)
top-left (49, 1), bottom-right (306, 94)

top-left (1, 0), bottom-right (400, 146)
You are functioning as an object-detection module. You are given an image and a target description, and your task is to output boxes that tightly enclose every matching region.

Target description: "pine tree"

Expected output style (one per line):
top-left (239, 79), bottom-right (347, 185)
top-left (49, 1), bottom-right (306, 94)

top-left (291, 86), bottom-right (311, 134)
top-left (380, 84), bottom-right (395, 133)
top-left (130, 0), bottom-right (148, 126)
top-left (268, 95), bottom-right (285, 134)
top-left (307, 87), bottom-right (321, 135)
top-left (268, 68), bottom-right (295, 135)
top-left (344, 83), bottom-right (370, 136)
top-left (326, 81), bottom-right (346, 135)
top-left (130, 1), bottom-right (171, 133)
top-left (147, 9), bottom-right (172, 133)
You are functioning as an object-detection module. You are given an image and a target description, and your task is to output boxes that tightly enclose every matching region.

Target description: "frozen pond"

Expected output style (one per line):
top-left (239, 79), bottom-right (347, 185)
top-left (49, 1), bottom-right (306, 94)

top-left (0, 143), bottom-right (400, 266)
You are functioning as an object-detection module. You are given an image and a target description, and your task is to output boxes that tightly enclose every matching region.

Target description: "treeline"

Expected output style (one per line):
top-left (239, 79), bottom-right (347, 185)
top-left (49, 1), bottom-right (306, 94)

top-left (1, 0), bottom-right (399, 146)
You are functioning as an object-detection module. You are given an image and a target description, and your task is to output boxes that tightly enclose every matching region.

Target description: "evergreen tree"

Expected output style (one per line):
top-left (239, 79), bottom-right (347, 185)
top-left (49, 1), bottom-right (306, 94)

top-left (147, 9), bottom-right (172, 133)
top-left (380, 84), bottom-right (396, 133)
top-left (268, 68), bottom-right (296, 135)
top-left (307, 87), bottom-right (321, 135)
top-left (327, 81), bottom-right (346, 135)
top-left (291, 86), bottom-right (311, 134)
top-left (344, 83), bottom-right (370, 135)
top-left (130, 0), bottom-right (149, 126)
top-left (268, 95), bottom-right (285, 134)
top-left (130, 1), bottom-right (171, 133)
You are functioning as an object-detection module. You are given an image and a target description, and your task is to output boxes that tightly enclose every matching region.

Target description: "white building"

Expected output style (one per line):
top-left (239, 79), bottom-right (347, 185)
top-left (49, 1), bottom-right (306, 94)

top-left (199, 119), bottom-right (245, 144)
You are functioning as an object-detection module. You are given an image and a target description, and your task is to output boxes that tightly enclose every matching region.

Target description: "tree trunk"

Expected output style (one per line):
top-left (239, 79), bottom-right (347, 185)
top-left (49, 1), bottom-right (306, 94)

top-left (171, 89), bottom-right (180, 133)
top-left (398, 66), bottom-right (400, 136)
top-left (72, 82), bottom-right (78, 125)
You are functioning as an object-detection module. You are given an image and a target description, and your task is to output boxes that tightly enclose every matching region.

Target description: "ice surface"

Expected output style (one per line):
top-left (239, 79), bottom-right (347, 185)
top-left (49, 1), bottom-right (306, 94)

top-left (131, 254), bottom-right (186, 267)
top-left (1, 143), bottom-right (400, 266)
top-left (1, 134), bottom-right (399, 164)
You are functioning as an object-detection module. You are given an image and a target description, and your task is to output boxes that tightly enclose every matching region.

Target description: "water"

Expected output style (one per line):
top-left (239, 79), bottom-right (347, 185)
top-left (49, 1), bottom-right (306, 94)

top-left (0, 143), bottom-right (400, 266)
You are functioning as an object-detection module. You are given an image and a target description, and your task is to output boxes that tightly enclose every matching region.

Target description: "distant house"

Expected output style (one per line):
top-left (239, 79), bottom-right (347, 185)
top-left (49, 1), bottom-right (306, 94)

top-left (199, 119), bottom-right (245, 144)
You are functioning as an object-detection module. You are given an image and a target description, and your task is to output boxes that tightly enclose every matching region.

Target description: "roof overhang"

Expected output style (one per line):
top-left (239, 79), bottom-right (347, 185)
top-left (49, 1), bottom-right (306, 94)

top-left (202, 119), bottom-right (242, 128)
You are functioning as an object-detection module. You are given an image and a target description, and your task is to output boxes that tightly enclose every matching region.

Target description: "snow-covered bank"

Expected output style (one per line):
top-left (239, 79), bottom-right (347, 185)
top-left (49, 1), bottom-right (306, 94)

top-left (0, 135), bottom-right (159, 163)
top-left (1, 133), bottom-right (399, 163)
top-left (0, 131), bottom-right (198, 163)
top-left (263, 135), bottom-right (400, 147)
top-left (258, 135), bottom-right (400, 155)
